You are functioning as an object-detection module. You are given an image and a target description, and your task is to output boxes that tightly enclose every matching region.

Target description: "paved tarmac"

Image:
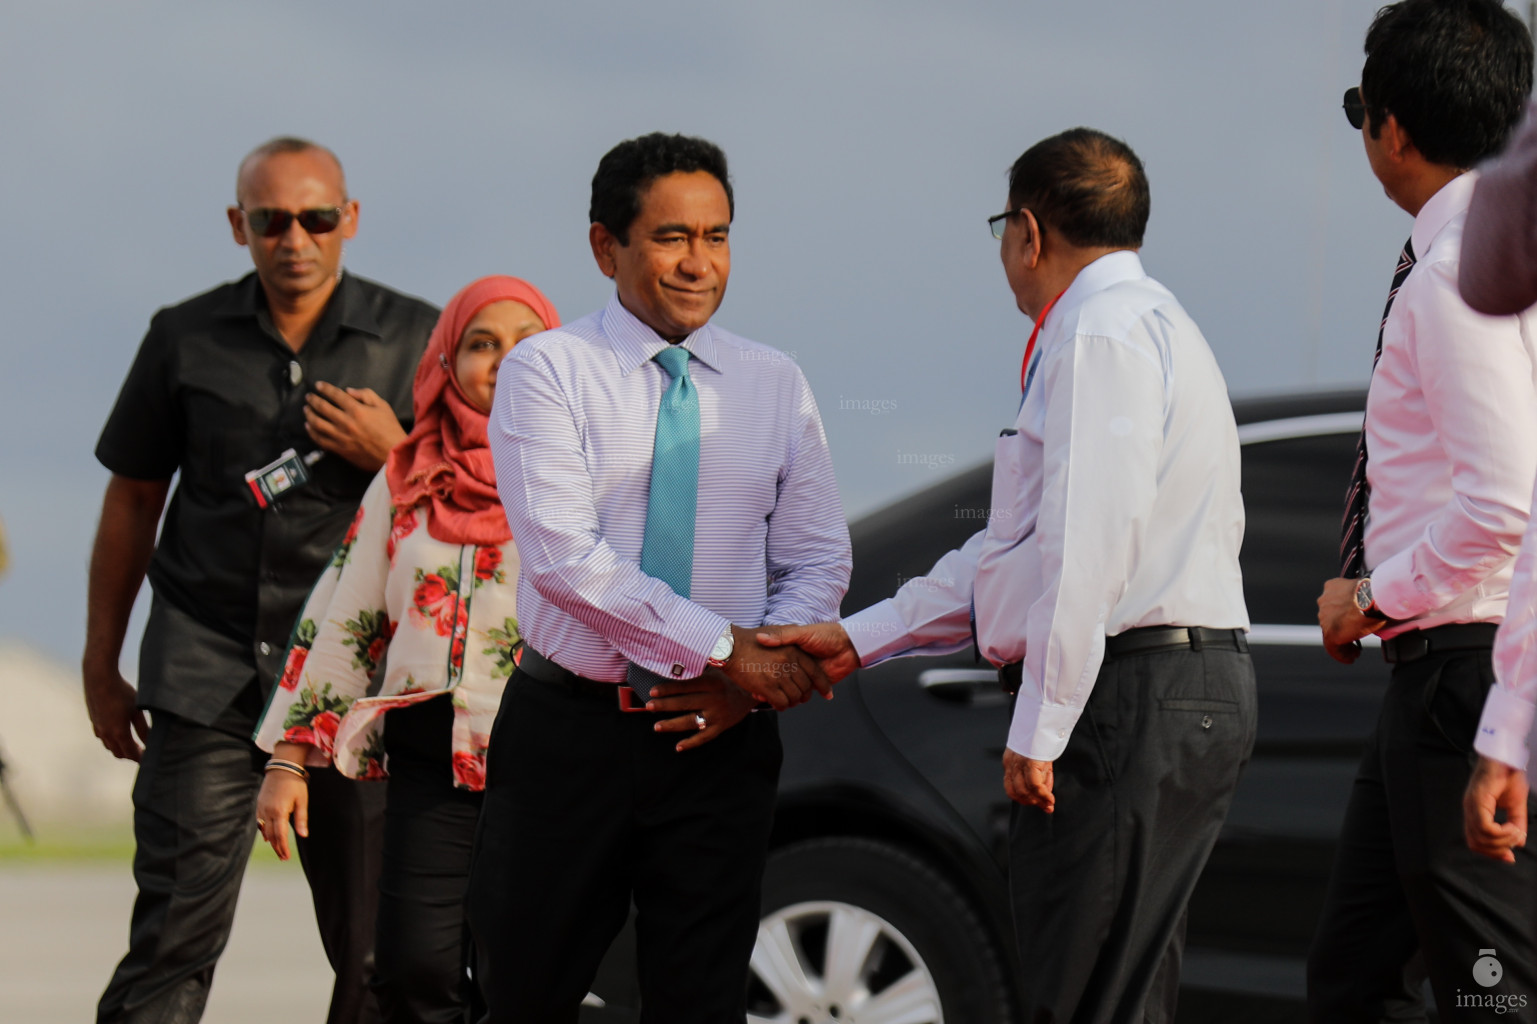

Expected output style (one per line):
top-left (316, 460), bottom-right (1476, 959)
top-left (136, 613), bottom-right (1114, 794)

top-left (0, 862), bottom-right (331, 1023)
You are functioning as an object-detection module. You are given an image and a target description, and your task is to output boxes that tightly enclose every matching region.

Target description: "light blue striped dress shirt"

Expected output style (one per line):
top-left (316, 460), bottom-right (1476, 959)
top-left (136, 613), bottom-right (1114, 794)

top-left (490, 291), bottom-right (852, 683)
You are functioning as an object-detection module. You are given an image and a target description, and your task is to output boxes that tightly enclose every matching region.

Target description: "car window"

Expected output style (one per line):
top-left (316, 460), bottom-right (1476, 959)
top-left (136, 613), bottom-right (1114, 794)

top-left (1240, 431), bottom-right (1359, 625)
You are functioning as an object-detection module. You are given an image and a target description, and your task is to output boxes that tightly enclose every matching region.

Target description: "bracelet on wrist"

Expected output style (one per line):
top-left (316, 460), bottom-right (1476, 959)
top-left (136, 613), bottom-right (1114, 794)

top-left (264, 758), bottom-right (310, 781)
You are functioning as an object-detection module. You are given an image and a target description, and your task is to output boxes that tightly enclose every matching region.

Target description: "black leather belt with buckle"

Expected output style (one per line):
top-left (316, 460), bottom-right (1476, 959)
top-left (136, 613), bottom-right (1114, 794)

top-left (518, 646), bottom-right (650, 712)
top-left (996, 626), bottom-right (1248, 695)
top-left (1380, 622), bottom-right (1498, 664)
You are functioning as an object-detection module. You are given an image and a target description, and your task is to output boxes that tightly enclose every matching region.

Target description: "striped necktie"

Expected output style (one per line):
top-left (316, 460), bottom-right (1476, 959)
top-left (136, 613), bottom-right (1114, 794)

top-left (1339, 238), bottom-right (1416, 578)
top-left (627, 344), bottom-right (700, 699)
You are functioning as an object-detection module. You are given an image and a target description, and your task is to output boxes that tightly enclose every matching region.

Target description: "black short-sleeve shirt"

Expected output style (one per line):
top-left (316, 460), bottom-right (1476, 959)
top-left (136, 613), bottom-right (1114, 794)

top-left (97, 271), bottom-right (438, 723)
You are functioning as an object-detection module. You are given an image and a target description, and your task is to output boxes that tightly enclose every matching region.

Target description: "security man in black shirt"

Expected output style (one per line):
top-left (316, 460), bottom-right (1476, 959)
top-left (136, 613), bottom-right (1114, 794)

top-left (85, 136), bottom-right (437, 1024)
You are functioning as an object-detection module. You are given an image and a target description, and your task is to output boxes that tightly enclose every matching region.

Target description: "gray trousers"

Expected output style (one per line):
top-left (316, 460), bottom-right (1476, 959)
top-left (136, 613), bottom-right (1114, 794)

top-left (1010, 643), bottom-right (1257, 1024)
top-left (95, 709), bottom-right (386, 1024)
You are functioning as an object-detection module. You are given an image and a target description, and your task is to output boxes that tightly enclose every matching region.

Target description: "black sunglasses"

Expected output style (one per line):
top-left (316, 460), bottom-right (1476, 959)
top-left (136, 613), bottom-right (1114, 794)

top-left (241, 206), bottom-right (345, 238)
top-left (1343, 86), bottom-right (1366, 130)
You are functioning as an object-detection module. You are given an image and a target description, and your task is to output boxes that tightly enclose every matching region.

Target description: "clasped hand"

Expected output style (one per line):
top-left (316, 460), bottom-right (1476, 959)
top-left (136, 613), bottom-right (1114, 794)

top-left (751, 621), bottom-right (860, 695)
top-left (646, 670), bottom-right (758, 751)
top-left (714, 622), bottom-right (854, 709)
top-left (634, 622), bottom-right (860, 751)
top-left (1317, 577), bottom-right (1387, 664)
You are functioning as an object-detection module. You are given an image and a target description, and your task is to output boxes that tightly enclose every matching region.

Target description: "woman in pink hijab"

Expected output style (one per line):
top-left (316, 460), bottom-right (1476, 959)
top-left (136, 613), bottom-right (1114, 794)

top-left (254, 276), bottom-right (558, 1022)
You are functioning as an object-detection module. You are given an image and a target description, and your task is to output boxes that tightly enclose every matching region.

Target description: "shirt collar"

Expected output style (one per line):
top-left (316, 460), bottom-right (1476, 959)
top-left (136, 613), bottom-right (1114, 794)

top-left (600, 291), bottom-right (723, 376)
top-left (1411, 171), bottom-right (1477, 258)
top-left (1050, 249), bottom-right (1147, 326)
top-left (211, 271), bottom-right (383, 339)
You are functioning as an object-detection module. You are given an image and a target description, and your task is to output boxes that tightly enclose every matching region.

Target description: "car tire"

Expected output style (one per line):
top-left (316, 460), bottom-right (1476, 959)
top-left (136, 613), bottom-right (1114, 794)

top-left (749, 837), bottom-right (1012, 1024)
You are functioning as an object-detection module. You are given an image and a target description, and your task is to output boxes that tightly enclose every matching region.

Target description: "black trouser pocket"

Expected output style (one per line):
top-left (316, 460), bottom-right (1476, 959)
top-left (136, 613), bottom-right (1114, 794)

top-left (1158, 698), bottom-right (1239, 728)
top-left (1416, 652), bottom-right (1493, 757)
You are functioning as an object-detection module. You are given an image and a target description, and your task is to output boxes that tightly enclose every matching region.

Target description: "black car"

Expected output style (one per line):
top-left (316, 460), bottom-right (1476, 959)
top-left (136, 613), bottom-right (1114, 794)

top-left (579, 389), bottom-right (1384, 1024)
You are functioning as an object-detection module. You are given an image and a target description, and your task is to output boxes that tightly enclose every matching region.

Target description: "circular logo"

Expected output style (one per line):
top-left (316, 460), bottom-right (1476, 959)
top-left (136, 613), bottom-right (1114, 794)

top-left (1474, 952), bottom-right (1504, 988)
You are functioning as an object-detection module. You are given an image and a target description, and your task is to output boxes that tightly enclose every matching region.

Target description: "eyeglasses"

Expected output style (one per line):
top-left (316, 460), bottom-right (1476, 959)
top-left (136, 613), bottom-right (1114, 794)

top-left (240, 206), bottom-right (345, 238)
top-left (988, 208), bottom-right (1029, 240)
top-left (1343, 87), bottom-right (1366, 130)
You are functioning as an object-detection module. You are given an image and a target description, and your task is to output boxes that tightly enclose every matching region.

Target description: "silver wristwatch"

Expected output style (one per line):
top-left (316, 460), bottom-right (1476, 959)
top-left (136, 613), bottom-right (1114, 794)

top-left (707, 626), bottom-right (735, 668)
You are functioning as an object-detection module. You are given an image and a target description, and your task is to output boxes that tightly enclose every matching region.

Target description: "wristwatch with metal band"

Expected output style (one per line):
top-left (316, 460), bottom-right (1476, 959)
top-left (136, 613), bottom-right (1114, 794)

top-left (707, 626), bottom-right (735, 668)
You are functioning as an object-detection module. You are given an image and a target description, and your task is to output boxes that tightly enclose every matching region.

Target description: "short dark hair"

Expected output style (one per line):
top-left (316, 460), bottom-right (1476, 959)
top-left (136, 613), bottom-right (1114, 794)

top-left (1007, 128), bottom-right (1150, 249)
top-left (235, 136), bottom-right (345, 203)
top-left (1362, 0), bottom-right (1532, 167)
top-left (589, 133), bottom-right (734, 245)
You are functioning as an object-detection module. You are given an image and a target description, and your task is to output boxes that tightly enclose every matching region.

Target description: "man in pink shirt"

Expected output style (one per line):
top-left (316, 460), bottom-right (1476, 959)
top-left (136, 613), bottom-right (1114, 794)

top-left (1312, 0), bottom-right (1537, 1016)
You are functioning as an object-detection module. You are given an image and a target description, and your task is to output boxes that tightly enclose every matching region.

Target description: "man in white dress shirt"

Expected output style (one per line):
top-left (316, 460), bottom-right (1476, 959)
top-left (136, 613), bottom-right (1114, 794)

top-left (761, 128), bottom-right (1254, 1023)
top-left (469, 132), bottom-right (851, 1022)
top-left (1463, 99), bottom-right (1537, 866)
top-left (1311, 0), bottom-right (1537, 1016)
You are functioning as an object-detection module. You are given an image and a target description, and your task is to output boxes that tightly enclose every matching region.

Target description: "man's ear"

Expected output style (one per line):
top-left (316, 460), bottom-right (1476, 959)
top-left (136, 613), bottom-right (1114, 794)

top-left (227, 206), bottom-right (249, 248)
top-left (341, 199), bottom-right (360, 241)
top-left (1021, 209), bottom-right (1044, 269)
top-left (589, 222), bottom-right (619, 279)
top-left (1383, 112), bottom-right (1417, 162)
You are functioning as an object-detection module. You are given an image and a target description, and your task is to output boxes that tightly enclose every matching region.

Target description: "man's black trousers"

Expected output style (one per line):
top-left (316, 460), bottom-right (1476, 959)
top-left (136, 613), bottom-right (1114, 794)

top-left (1307, 646), bottom-right (1537, 1021)
top-left (1009, 642), bottom-right (1257, 1024)
top-left (95, 705), bottom-right (385, 1024)
top-left (466, 667), bottom-right (782, 1024)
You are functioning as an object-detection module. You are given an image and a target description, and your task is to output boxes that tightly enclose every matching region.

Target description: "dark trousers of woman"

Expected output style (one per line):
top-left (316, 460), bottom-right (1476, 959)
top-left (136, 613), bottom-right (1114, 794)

top-left (374, 695), bottom-right (484, 1024)
top-left (1307, 647), bottom-right (1537, 1021)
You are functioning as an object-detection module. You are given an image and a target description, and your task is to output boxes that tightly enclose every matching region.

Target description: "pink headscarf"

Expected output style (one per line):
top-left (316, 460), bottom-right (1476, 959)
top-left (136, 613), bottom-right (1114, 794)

top-left (385, 276), bottom-right (559, 546)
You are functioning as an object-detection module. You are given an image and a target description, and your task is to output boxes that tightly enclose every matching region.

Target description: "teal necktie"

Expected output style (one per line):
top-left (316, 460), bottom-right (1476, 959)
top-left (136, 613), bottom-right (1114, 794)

top-left (628, 344), bottom-right (700, 697)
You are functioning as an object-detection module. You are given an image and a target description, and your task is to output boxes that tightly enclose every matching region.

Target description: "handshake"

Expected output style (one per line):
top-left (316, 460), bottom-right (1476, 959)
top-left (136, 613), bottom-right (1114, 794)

top-left (644, 621), bottom-right (863, 753)
top-left (723, 621), bottom-right (862, 709)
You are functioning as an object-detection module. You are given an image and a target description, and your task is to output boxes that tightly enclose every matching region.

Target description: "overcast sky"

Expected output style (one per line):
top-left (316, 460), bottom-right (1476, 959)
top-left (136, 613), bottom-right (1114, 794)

top-left (0, 0), bottom-right (1460, 667)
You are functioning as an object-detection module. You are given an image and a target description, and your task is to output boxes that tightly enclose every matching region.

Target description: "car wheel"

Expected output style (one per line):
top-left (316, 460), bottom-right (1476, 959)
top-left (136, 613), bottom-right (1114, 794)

top-left (748, 837), bottom-right (1012, 1024)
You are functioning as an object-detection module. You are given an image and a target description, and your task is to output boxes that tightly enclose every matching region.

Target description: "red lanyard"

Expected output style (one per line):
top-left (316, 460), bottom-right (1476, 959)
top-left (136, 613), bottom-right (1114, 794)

top-left (1020, 290), bottom-right (1066, 393)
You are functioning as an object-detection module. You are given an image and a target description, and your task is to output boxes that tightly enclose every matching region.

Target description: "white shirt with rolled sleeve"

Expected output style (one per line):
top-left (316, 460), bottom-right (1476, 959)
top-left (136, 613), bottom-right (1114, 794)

top-left (842, 250), bottom-right (1248, 761)
top-left (489, 292), bottom-right (851, 683)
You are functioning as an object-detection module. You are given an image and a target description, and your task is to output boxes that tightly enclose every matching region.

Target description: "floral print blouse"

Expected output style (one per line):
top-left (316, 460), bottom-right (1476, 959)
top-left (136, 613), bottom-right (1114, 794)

top-left (254, 471), bottom-right (521, 791)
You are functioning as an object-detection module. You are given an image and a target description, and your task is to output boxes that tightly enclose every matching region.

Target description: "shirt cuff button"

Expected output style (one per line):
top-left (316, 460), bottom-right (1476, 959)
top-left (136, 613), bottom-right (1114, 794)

top-left (671, 664), bottom-right (685, 677)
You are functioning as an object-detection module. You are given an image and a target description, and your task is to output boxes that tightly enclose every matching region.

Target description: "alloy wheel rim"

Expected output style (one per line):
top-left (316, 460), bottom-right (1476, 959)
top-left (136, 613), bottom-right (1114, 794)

top-left (746, 900), bottom-right (943, 1024)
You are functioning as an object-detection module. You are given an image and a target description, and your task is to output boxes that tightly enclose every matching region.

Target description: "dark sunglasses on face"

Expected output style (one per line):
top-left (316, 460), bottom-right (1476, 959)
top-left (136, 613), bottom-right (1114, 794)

top-left (1343, 86), bottom-right (1366, 130)
top-left (241, 206), bottom-right (345, 238)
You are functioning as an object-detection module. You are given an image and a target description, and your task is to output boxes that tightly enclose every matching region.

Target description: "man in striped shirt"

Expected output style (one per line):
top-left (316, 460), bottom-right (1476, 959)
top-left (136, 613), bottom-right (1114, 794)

top-left (469, 132), bottom-right (851, 1022)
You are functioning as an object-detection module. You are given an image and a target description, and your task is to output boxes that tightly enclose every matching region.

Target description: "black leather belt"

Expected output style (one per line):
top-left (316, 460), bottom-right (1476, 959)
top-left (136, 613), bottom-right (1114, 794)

top-left (1104, 626), bottom-right (1248, 659)
top-left (1380, 622), bottom-right (1498, 664)
top-left (518, 646), bottom-right (648, 711)
top-left (996, 626), bottom-right (1246, 694)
